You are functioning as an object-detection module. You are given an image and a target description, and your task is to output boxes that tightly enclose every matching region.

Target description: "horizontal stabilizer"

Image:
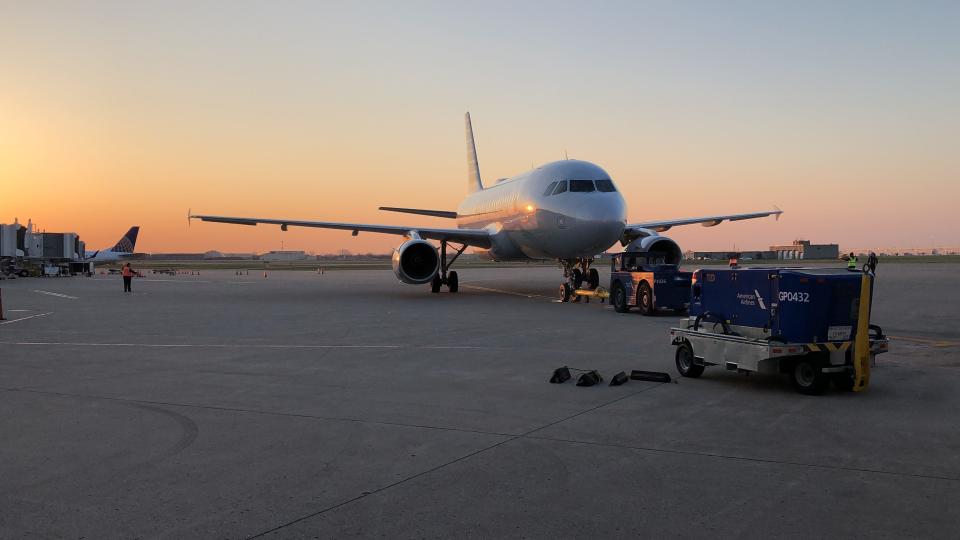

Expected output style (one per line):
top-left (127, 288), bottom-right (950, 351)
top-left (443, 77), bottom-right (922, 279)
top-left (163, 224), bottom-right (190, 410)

top-left (379, 207), bottom-right (458, 219)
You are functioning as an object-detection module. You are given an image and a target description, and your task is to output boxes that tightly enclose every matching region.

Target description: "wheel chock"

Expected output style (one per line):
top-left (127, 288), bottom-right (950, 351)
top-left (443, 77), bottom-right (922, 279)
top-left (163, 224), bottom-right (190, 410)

top-left (609, 371), bottom-right (629, 386)
top-left (630, 370), bottom-right (672, 383)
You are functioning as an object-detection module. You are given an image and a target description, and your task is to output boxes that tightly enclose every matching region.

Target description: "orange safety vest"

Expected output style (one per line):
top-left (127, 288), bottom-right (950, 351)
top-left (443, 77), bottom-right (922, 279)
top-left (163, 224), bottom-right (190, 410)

top-left (122, 266), bottom-right (134, 277)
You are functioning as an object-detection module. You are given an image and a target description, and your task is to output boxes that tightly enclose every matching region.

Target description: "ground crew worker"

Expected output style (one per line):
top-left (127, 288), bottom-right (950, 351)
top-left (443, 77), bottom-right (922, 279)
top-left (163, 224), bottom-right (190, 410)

top-left (867, 252), bottom-right (879, 275)
top-left (121, 262), bottom-right (138, 292)
top-left (846, 252), bottom-right (858, 271)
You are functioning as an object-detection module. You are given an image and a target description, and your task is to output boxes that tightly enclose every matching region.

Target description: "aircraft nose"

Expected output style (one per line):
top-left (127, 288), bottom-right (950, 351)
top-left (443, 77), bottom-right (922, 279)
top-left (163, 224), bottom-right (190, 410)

top-left (574, 196), bottom-right (627, 247)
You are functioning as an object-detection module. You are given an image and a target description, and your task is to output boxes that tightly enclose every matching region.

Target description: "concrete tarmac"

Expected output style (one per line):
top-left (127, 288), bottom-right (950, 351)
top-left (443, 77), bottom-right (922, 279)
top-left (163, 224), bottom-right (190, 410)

top-left (0, 263), bottom-right (958, 538)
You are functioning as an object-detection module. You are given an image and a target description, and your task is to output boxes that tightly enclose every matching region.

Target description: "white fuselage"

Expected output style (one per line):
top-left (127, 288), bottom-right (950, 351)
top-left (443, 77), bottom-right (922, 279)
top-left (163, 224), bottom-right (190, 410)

top-left (84, 249), bottom-right (131, 262)
top-left (455, 159), bottom-right (627, 260)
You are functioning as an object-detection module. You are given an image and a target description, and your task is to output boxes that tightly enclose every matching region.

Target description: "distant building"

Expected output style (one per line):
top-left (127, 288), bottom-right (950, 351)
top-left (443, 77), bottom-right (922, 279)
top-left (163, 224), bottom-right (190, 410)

top-left (687, 240), bottom-right (840, 261)
top-left (260, 250), bottom-right (308, 262)
top-left (769, 240), bottom-right (839, 260)
top-left (690, 250), bottom-right (775, 261)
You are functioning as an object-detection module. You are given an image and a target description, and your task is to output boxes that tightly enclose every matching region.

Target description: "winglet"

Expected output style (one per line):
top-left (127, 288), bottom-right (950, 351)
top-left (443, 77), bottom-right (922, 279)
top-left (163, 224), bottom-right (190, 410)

top-left (465, 112), bottom-right (483, 193)
top-left (774, 205), bottom-right (782, 221)
top-left (187, 208), bottom-right (192, 227)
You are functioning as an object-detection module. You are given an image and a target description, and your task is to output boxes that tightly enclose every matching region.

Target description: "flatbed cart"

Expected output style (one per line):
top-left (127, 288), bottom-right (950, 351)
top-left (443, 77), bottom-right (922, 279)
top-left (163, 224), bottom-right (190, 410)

top-left (669, 267), bottom-right (889, 394)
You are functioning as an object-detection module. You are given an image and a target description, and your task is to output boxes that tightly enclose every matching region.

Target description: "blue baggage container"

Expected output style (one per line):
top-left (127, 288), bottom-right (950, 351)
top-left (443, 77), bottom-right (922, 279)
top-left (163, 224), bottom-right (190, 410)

top-left (689, 268), bottom-right (866, 344)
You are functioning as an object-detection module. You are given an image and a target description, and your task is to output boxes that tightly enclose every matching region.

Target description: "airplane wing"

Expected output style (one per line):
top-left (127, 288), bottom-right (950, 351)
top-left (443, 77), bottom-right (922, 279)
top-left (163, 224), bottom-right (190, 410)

top-left (189, 214), bottom-right (493, 249)
top-left (623, 208), bottom-right (782, 242)
top-left (379, 207), bottom-right (458, 219)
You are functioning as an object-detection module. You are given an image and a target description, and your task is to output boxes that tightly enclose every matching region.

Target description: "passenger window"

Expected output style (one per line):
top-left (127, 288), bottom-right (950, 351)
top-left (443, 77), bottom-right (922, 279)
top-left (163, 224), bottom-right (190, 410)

top-left (543, 181), bottom-right (558, 196)
top-left (570, 180), bottom-right (595, 192)
top-left (595, 179), bottom-right (616, 192)
top-left (552, 181), bottom-right (568, 195)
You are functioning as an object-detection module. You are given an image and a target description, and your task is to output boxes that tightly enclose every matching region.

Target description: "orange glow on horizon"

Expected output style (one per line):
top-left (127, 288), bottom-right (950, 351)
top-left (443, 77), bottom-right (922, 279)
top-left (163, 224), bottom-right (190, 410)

top-left (1, 4), bottom-right (956, 254)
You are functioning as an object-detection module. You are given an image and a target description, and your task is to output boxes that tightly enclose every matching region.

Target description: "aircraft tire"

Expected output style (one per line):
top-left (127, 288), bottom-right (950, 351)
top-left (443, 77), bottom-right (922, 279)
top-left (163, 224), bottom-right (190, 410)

top-left (430, 274), bottom-right (442, 293)
top-left (447, 271), bottom-right (459, 293)
top-left (571, 269), bottom-right (584, 289)
top-left (587, 268), bottom-right (600, 289)
top-left (559, 283), bottom-right (572, 302)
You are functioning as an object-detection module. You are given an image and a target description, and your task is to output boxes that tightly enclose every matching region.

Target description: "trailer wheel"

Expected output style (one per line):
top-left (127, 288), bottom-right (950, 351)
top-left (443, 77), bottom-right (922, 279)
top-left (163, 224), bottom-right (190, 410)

top-left (790, 358), bottom-right (829, 395)
top-left (612, 282), bottom-right (629, 313)
top-left (676, 343), bottom-right (704, 378)
top-left (832, 370), bottom-right (855, 391)
top-left (638, 282), bottom-right (654, 315)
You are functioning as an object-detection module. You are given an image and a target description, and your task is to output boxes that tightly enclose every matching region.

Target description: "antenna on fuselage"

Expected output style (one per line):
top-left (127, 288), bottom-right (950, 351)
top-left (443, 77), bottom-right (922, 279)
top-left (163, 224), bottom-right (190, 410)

top-left (465, 112), bottom-right (483, 193)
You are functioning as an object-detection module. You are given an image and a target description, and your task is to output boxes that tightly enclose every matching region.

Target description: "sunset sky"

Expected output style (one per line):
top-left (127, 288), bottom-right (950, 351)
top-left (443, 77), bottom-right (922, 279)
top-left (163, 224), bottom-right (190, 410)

top-left (1, 1), bottom-right (957, 254)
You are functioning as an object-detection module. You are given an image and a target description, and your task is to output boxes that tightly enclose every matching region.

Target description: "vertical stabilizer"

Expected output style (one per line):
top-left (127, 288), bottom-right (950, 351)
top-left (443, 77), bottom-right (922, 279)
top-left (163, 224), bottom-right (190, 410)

top-left (465, 112), bottom-right (483, 193)
top-left (112, 226), bottom-right (139, 253)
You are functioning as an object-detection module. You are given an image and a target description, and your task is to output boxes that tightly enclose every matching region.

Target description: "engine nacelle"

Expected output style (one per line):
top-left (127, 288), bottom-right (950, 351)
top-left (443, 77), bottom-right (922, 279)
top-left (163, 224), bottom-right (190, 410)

top-left (624, 234), bottom-right (683, 265)
top-left (392, 239), bottom-right (440, 284)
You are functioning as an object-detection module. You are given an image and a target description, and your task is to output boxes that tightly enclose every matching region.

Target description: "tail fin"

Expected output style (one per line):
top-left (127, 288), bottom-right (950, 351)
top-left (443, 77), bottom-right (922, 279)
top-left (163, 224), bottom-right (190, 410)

top-left (112, 226), bottom-right (139, 253)
top-left (465, 112), bottom-right (483, 193)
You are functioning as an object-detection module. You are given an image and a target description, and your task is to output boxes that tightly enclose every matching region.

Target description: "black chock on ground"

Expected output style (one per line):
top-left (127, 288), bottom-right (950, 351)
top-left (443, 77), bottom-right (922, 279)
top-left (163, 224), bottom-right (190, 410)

top-left (550, 366), bottom-right (571, 384)
top-left (576, 370), bottom-right (603, 387)
top-left (630, 370), bottom-right (671, 383)
top-left (609, 371), bottom-right (629, 386)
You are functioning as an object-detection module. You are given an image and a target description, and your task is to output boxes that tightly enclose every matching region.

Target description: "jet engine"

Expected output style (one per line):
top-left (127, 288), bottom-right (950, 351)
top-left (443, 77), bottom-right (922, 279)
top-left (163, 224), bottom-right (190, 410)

top-left (624, 233), bottom-right (683, 265)
top-left (392, 239), bottom-right (440, 284)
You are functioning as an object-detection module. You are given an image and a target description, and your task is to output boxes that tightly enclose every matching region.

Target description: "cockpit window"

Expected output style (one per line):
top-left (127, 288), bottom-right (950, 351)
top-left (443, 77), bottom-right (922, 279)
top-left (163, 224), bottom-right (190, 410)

top-left (543, 181), bottom-right (558, 196)
top-left (552, 181), bottom-right (568, 195)
top-left (595, 179), bottom-right (616, 192)
top-left (569, 180), bottom-right (595, 192)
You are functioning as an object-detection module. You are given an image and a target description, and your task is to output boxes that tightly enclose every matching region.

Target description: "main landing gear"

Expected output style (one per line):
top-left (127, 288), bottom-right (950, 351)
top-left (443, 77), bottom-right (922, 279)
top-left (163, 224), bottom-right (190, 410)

top-left (431, 240), bottom-right (467, 293)
top-left (558, 258), bottom-right (600, 302)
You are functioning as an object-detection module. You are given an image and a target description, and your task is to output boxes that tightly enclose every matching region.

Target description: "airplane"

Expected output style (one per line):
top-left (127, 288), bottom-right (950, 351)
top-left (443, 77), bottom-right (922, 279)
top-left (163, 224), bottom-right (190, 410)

top-left (84, 226), bottom-right (140, 262)
top-left (191, 113), bottom-right (781, 299)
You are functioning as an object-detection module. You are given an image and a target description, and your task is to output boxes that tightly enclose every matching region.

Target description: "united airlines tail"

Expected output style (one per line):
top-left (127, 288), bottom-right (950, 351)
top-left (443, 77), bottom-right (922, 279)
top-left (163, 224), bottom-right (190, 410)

top-left (111, 226), bottom-right (139, 253)
top-left (84, 226), bottom-right (140, 261)
top-left (465, 112), bottom-right (484, 193)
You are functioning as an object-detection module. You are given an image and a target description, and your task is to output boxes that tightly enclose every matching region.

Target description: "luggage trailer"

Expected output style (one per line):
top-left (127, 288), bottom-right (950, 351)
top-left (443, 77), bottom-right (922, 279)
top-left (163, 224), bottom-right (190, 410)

top-left (669, 267), bottom-right (889, 394)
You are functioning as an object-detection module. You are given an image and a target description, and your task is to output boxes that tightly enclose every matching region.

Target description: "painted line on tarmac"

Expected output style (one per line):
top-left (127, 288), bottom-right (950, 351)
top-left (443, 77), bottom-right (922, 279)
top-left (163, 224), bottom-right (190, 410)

top-left (890, 335), bottom-right (958, 348)
top-left (0, 341), bottom-right (487, 350)
top-left (460, 283), bottom-right (554, 301)
top-left (0, 312), bottom-right (53, 326)
top-left (31, 289), bottom-right (78, 300)
top-left (139, 279), bottom-right (211, 283)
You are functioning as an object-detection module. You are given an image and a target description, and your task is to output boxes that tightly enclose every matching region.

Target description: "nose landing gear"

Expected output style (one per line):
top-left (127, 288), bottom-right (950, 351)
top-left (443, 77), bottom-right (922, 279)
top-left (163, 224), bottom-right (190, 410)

top-left (558, 258), bottom-right (600, 302)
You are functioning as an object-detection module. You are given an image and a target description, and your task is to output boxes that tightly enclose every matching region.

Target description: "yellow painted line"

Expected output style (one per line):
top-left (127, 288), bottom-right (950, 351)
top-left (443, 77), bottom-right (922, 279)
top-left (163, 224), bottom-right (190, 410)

top-left (890, 335), bottom-right (958, 348)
